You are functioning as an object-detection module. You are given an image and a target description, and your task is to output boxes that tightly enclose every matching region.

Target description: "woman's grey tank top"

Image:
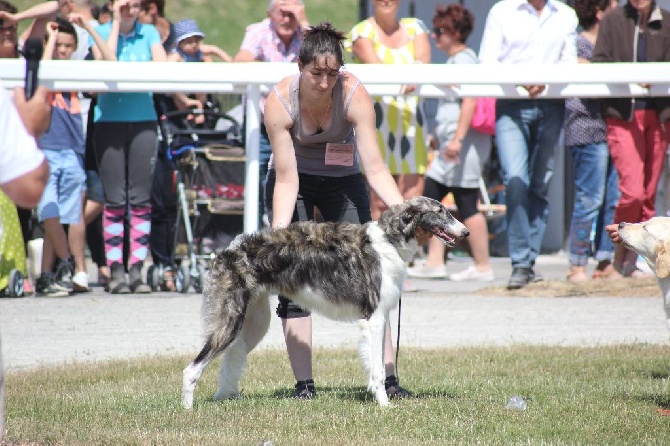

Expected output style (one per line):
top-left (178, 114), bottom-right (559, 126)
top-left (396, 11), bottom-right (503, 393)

top-left (268, 73), bottom-right (362, 177)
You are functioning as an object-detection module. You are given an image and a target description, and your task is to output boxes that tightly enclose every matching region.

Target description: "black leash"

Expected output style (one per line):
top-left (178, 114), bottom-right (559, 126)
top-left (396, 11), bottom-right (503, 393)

top-left (395, 296), bottom-right (402, 379)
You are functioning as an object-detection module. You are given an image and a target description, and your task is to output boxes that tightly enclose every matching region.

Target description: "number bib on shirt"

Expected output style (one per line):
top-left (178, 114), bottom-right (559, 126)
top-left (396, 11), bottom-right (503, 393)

top-left (325, 143), bottom-right (355, 166)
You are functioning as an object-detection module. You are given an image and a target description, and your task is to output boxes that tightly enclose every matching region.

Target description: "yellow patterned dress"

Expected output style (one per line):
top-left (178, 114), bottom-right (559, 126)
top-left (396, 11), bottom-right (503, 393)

top-left (346, 17), bottom-right (429, 175)
top-left (0, 190), bottom-right (28, 294)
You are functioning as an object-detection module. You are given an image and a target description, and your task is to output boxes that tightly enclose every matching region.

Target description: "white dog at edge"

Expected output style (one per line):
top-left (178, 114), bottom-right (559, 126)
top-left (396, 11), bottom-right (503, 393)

top-left (616, 217), bottom-right (670, 330)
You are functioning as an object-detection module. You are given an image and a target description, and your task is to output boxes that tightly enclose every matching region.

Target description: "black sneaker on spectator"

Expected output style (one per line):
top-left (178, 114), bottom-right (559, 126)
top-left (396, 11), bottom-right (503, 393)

top-left (54, 257), bottom-right (74, 293)
top-left (35, 272), bottom-right (70, 298)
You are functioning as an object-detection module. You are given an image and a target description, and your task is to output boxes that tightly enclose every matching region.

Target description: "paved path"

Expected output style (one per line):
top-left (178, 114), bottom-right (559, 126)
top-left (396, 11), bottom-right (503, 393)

top-left (1, 254), bottom-right (668, 371)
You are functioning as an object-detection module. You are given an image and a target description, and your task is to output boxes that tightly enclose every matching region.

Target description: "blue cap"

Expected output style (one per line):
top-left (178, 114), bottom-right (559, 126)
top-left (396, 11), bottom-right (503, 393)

top-left (174, 19), bottom-right (205, 44)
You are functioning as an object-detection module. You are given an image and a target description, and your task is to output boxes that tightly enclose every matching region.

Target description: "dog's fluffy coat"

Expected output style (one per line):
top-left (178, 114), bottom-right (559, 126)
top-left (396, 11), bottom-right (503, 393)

top-left (617, 217), bottom-right (670, 330)
top-left (181, 196), bottom-right (468, 408)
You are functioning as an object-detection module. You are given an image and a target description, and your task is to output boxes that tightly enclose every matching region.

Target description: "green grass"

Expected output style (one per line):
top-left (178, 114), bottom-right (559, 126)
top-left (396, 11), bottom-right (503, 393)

top-left (11, 0), bottom-right (360, 56)
top-left (5, 345), bottom-right (670, 444)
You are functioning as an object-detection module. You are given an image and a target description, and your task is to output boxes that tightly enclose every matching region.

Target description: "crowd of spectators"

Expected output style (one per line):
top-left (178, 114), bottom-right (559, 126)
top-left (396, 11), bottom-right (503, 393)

top-left (1, 0), bottom-right (669, 291)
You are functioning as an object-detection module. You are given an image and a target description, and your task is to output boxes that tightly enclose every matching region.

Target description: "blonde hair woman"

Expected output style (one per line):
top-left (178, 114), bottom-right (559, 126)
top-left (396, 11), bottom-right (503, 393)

top-left (346, 0), bottom-right (431, 219)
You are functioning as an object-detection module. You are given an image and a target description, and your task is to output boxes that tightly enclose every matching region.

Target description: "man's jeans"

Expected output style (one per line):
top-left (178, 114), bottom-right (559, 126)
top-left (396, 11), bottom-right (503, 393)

top-left (568, 142), bottom-right (619, 266)
top-left (495, 99), bottom-right (565, 268)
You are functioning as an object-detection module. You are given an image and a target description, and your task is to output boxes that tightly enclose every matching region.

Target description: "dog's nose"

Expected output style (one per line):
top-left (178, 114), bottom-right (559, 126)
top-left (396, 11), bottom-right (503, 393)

top-left (463, 228), bottom-right (470, 237)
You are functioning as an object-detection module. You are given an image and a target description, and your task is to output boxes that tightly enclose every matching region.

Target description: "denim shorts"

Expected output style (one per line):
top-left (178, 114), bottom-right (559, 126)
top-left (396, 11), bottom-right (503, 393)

top-left (37, 148), bottom-right (86, 224)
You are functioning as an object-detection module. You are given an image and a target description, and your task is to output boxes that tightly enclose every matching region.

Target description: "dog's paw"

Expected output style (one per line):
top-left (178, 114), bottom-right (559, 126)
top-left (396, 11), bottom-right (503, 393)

top-left (181, 392), bottom-right (194, 409)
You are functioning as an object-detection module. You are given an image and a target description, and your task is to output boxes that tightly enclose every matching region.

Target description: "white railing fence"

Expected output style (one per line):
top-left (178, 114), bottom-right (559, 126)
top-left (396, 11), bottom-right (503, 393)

top-left (3, 59), bottom-right (669, 234)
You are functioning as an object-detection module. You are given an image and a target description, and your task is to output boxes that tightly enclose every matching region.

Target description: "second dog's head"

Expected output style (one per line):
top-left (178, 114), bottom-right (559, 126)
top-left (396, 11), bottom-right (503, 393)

top-left (378, 196), bottom-right (469, 248)
top-left (618, 217), bottom-right (670, 278)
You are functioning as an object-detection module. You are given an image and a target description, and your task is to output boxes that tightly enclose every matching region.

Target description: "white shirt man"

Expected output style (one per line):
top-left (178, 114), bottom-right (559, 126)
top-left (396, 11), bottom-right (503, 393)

top-left (477, 0), bottom-right (578, 290)
top-left (479, 0), bottom-right (578, 65)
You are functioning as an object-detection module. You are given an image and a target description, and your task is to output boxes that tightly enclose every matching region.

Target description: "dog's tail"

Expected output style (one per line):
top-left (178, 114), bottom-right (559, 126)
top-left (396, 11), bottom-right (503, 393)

top-left (182, 254), bottom-right (252, 409)
top-left (195, 254), bottom-right (251, 365)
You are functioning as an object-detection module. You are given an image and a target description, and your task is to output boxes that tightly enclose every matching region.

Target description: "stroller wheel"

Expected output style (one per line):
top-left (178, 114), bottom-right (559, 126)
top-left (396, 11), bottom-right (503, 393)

top-left (146, 265), bottom-right (160, 292)
top-left (8, 269), bottom-right (25, 297)
top-left (193, 264), bottom-right (207, 293)
top-left (175, 263), bottom-right (191, 294)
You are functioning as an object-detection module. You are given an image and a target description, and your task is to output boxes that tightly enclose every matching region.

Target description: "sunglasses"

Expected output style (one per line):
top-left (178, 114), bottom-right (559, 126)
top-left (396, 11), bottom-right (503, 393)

top-left (0, 21), bottom-right (17, 33)
top-left (433, 27), bottom-right (445, 37)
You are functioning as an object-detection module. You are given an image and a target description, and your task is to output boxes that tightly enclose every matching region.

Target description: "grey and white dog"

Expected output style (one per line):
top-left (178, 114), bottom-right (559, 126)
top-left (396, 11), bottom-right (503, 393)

top-left (181, 196), bottom-right (469, 408)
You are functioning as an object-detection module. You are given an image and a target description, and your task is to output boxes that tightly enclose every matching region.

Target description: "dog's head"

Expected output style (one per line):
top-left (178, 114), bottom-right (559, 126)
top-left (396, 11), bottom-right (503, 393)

top-left (378, 196), bottom-right (469, 248)
top-left (618, 217), bottom-right (670, 278)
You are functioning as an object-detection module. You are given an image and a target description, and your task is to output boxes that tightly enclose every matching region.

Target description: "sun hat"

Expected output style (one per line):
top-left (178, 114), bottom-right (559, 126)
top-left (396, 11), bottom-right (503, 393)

top-left (174, 19), bottom-right (205, 44)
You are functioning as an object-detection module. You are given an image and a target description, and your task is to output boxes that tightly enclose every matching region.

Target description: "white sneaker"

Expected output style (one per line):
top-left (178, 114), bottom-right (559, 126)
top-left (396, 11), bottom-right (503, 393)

top-left (407, 264), bottom-right (447, 279)
top-left (27, 238), bottom-right (43, 280)
top-left (72, 271), bottom-right (90, 293)
top-left (449, 265), bottom-right (495, 282)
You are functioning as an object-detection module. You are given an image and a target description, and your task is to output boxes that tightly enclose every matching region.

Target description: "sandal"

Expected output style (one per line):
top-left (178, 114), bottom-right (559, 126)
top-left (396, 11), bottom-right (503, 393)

top-left (617, 263), bottom-right (654, 279)
top-left (592, 262), bottom-right (623, 280)
top-left (22, 278), bottom-right (35, 296)
top-left (566, 266), bottom-right (588, 282)
top-left (627, 267), bottom-right (653, 279)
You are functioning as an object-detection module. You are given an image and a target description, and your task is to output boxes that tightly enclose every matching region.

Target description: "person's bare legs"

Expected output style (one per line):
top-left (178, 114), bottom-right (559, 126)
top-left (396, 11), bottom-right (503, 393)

top-left (464, 212), bottom-right (492, 271)
top-left (41, 218), bottom-right (70, 271)
top-left (84, 199), bottom-right (104, 225)
top-left (282, 316), bottom-right (313, 382)
top-left (424, 236), bottom-right (447, 268)
top-left (383, 320), bottom-right (397, 376)
top-left (68, 193), bottom-right (87, 275)
top-left (84, 198), bottom-right (110, 282)
top-left (283, 316), bottom-right (399, 380)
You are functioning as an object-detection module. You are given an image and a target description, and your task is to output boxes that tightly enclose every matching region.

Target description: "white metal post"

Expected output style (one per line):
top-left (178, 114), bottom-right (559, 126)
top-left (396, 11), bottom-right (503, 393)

top-left (244, 84), bottom-right (261, 234)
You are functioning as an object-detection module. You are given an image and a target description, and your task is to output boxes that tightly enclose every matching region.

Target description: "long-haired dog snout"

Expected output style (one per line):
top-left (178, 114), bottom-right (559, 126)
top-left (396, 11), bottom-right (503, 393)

top-left (182, 196), bottom-right (468, 408)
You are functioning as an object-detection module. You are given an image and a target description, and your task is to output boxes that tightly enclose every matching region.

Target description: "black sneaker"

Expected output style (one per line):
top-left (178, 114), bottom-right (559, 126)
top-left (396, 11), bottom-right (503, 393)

top-left (507, 267), bottom-right (532, 290)
top-left (293, 379), bottom-right (316, 399)
top-left (385, 375), bottom-right (413, 399)
top-left (54, 257), bottom-right (74, 293)
top-left (35, 273), bottom-right (70, 298)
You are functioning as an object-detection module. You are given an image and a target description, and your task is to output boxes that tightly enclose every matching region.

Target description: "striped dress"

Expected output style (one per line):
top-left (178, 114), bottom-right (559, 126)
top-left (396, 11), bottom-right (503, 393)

top-left (346, 17), bottom-right (429, 175)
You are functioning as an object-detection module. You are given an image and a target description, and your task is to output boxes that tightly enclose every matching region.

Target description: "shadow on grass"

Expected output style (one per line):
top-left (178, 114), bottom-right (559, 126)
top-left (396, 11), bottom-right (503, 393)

top-left (268, 386), bottom-right (460, 402)
top-left (636, 393), bottom-right (670, 410)
top-left (648, 370), bottom-right (670, 380)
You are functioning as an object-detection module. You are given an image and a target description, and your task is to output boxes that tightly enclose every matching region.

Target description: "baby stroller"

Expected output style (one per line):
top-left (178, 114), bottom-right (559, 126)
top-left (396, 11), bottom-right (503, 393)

top-left (148, 108), bottom-right (245, 293)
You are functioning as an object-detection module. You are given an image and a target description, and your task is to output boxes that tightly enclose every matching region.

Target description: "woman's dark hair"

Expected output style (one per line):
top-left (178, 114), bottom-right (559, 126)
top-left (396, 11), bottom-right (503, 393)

top-left (52, 17), bottom-right (79, 47)
top-left (299, 22), bottom-right (346, 68)
top-left (0, 0), bottom-right (17, 14)
top-left (573, 0), bottom-right (613, 29)
top-left (433, 3), bottom-right (474, 44)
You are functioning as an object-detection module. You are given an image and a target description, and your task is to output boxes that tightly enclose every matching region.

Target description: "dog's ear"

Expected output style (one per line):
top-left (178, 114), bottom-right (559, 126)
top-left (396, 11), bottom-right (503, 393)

top-left (656, 241), bottom-right (670, 278)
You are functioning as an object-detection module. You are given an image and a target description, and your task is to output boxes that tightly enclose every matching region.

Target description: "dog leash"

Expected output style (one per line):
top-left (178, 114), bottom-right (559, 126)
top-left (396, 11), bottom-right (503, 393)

top-left (395, 296), bottom-right (402, 379)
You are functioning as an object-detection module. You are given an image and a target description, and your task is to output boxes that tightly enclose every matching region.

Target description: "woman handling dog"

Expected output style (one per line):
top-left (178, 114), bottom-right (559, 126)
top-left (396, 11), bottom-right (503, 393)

top-left (264, 22), bottom-right (416, 399)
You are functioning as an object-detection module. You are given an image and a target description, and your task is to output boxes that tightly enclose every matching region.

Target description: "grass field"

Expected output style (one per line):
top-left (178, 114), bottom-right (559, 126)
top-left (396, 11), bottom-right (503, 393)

top-left (4, 346), bottom-right (670, 444)
top-left (11, 0), bottom-right (361, 56)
